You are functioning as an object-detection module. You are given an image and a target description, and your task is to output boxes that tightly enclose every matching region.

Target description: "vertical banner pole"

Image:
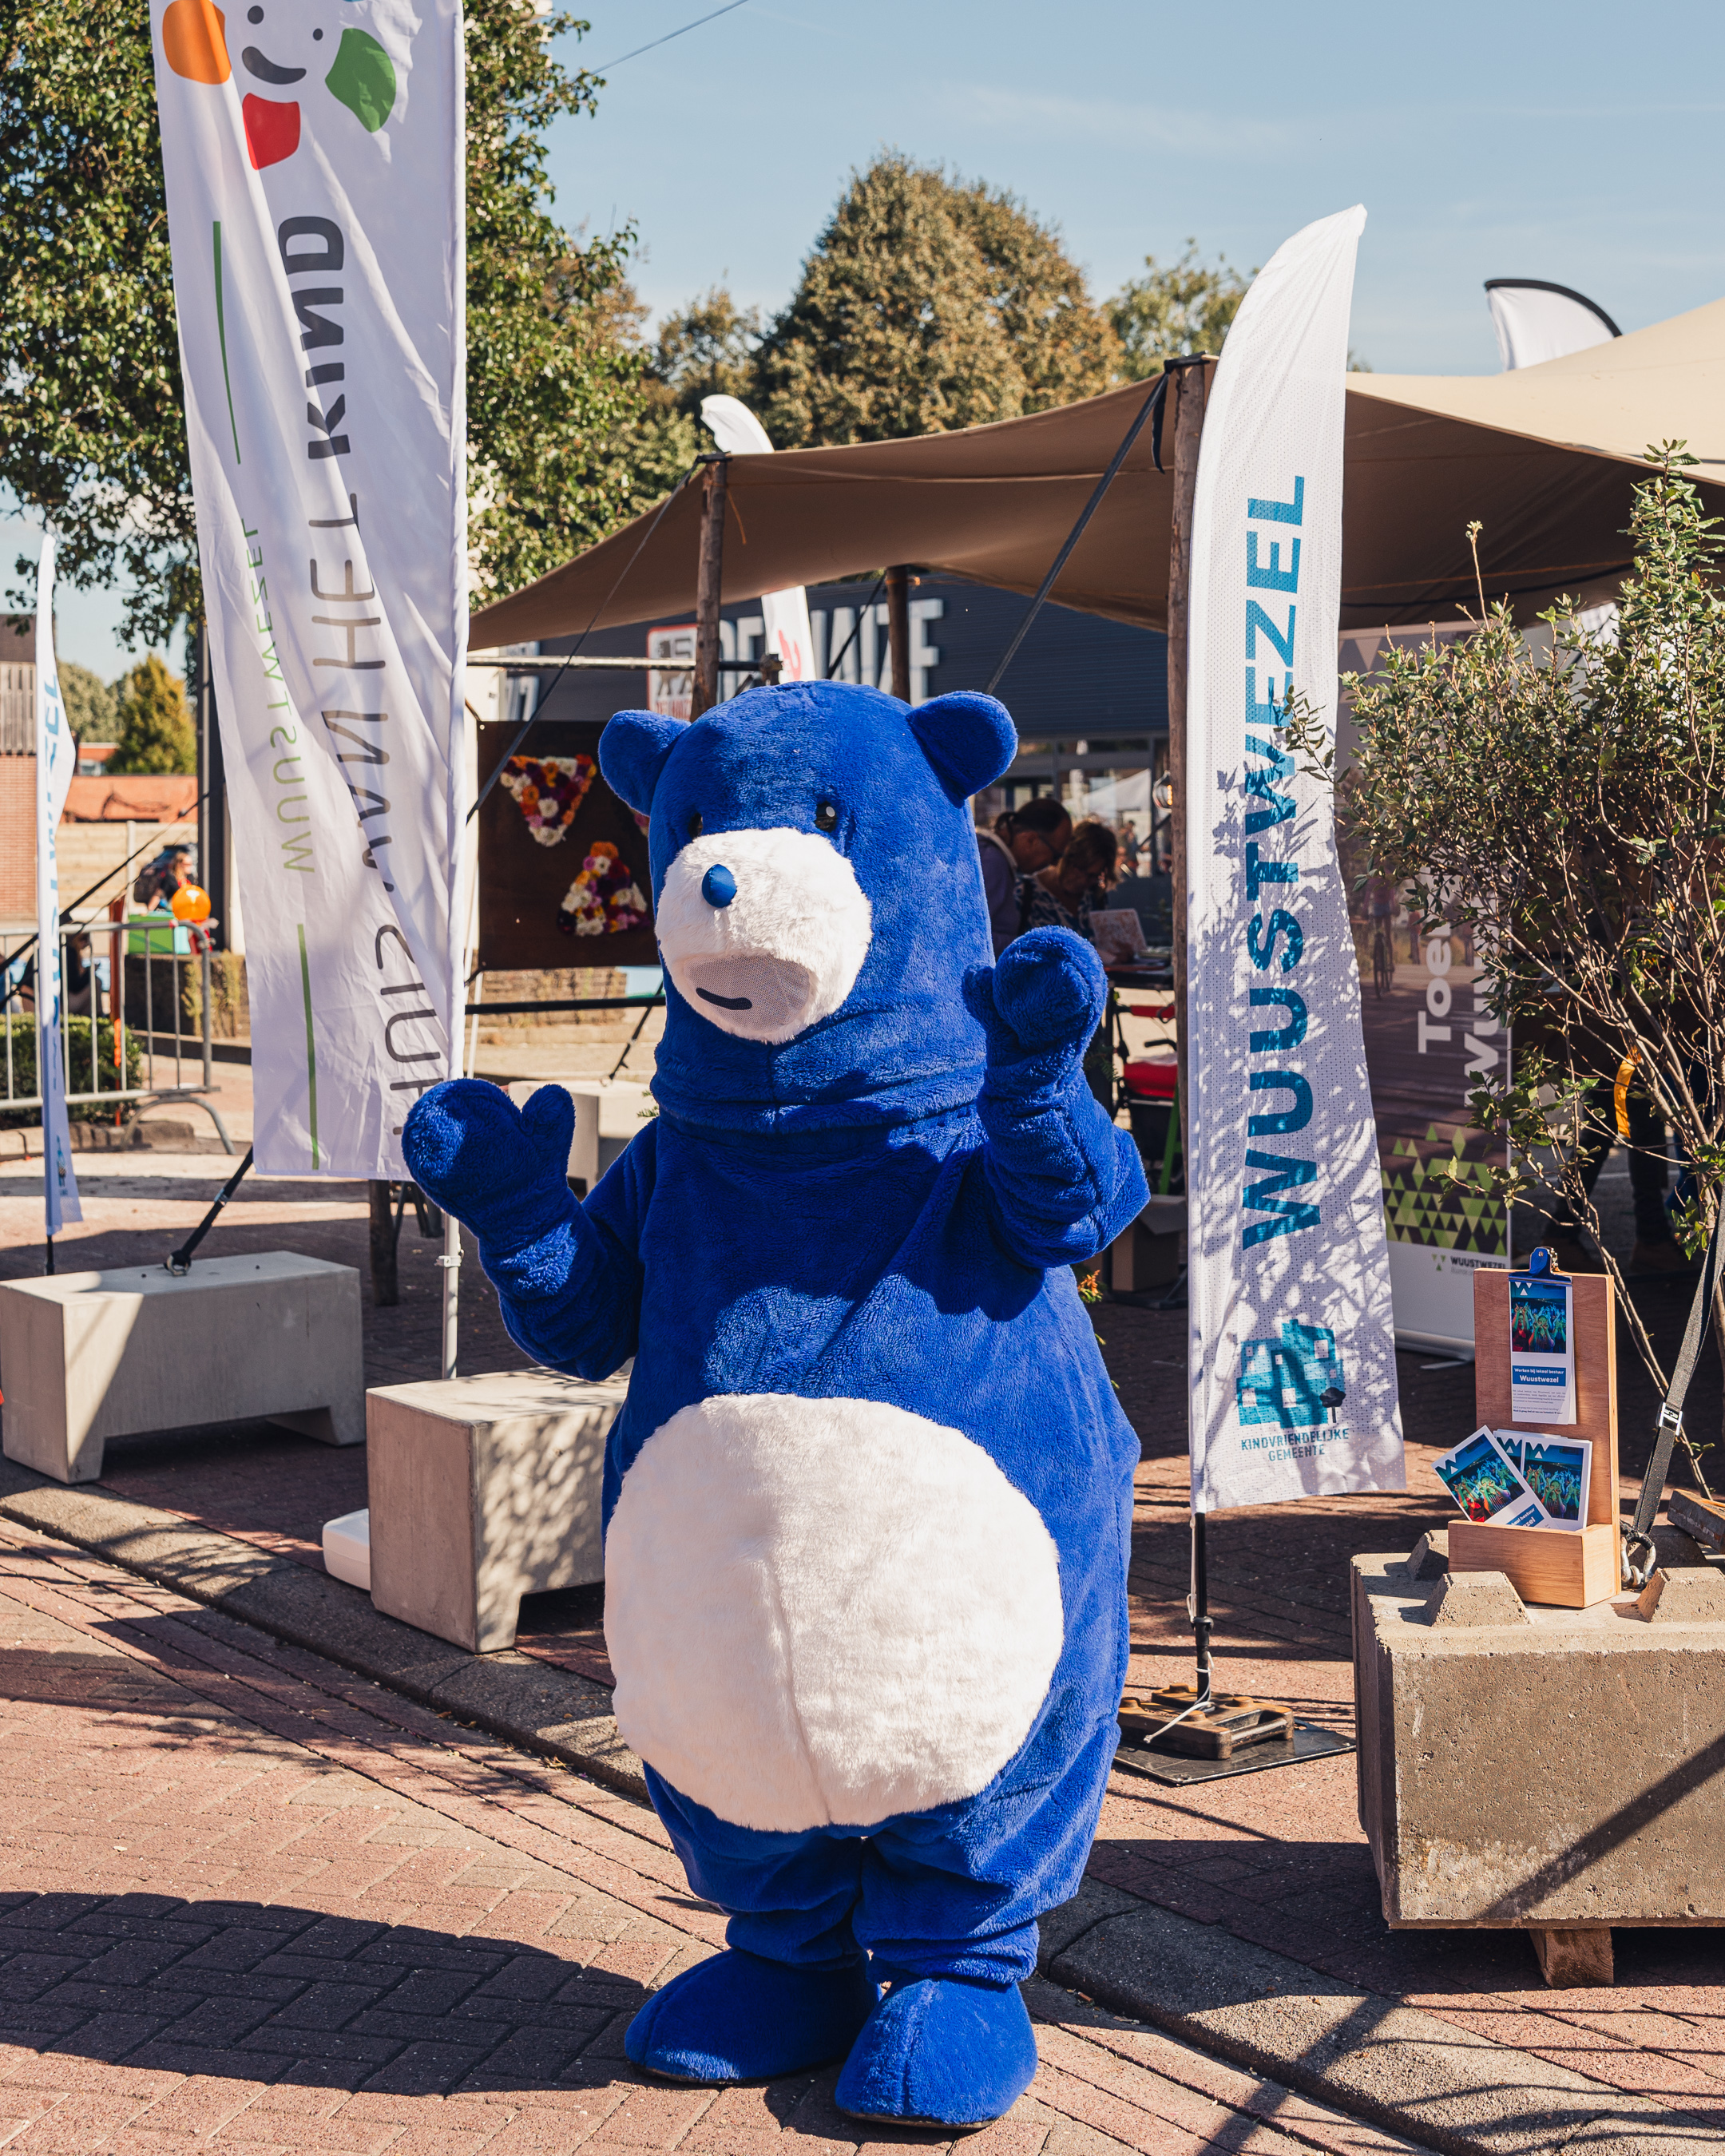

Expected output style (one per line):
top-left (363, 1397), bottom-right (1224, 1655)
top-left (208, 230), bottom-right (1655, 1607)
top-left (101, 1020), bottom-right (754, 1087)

top-left (1167, 358), bottom-right (1209, 1177)
top-left (34, 537), bottom-right (82, 1274)
top-left (1165, 356), bottom-right (1211, 1699)
top-left (441, 1208), bottom-right (461, 1381)
top-left (692, 457), bottom-right (729, 717)
top-left (439, 745), bottom-right (480, 1381)
top-left (886, 565), bottom-right (912, 700)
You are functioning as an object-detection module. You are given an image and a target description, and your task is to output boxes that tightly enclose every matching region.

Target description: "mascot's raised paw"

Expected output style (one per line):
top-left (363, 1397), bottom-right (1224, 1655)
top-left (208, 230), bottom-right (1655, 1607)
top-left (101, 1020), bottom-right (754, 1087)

top-left (625, 1949), bottom-right (877, 2084)
top-left (835, 1976), bottom-right (1037, 2128)
top-left (402, 1078), bottom-right (573, 1240)
top-left (965, 925), bottom-right (1107, 1074)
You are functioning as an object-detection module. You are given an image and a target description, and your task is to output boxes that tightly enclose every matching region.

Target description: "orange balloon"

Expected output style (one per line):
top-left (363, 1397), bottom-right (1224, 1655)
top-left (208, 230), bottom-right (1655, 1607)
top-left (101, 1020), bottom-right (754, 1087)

top-left (171, 883), bottom-right (212, 924)
top-left (162, 0), bottom-right (231, 85)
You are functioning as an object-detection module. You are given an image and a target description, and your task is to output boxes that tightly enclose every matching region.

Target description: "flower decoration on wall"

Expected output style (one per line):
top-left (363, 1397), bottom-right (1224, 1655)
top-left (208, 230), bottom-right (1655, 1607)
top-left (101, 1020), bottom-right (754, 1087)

top-left (499, 754), bottom-right (597, 846)
top-left (558, 842), bottom-right (650, 937)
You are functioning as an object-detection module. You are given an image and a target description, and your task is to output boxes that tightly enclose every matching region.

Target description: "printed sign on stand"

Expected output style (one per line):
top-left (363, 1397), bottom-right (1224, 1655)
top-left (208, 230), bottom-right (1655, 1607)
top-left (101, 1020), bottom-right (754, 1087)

top-left (1511, 1434), bottom-right (1592, 1530)
top-left (1434, 1426), bottom-right (1549, 1528)
top-left (1509, 1266), bottom-right (1575, 1424)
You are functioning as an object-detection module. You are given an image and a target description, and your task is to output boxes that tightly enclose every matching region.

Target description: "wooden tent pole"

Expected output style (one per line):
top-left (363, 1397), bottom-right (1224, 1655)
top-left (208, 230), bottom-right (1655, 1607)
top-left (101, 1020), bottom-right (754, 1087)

top-left (1164, 353), bottom-right (1211, 1703)
top-left (692, 455), bottom-right (728, 717)
top-left (886, 565), bottom-right (912, 700)
top-left (1166, 357), bottom-right (1208, 1179)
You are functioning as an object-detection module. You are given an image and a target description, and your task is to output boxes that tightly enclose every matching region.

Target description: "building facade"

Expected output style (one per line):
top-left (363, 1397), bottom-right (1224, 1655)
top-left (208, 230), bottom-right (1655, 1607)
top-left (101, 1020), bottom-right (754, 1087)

top-left (514, 577), bottom-right (1172, 864)
top-left (0, 617), bottom-right (36, 923)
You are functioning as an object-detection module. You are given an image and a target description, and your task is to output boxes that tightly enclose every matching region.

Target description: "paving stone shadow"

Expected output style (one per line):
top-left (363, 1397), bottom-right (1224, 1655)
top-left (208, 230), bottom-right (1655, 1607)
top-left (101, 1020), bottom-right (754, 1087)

top-left (0, 1883), bottom-right (652, 2098)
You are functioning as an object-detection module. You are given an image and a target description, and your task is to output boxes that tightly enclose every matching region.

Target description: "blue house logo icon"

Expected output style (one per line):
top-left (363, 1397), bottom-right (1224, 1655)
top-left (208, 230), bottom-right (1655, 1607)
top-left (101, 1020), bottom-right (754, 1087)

top-left (1237, 1320), bottom-right (1345, 1428)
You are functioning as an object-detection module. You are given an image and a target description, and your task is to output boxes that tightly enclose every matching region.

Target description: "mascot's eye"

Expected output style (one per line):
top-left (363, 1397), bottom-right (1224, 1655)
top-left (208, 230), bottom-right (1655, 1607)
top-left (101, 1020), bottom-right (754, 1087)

top-left (687, 812), bottom-right (702, 841)
top-left (815, 799), bottom-right (839, 833)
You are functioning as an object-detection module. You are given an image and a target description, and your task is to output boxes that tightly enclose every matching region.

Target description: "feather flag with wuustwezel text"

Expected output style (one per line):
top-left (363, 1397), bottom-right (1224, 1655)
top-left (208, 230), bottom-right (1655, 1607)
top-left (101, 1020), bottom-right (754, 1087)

top-left (1184, 206), bottom-right (1405, 1511)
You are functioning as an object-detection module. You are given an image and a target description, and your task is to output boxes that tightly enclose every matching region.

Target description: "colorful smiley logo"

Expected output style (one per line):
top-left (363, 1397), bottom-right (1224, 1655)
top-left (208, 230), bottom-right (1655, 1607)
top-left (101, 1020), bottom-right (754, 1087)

top-left (161, 0), bottom-right (396, 169)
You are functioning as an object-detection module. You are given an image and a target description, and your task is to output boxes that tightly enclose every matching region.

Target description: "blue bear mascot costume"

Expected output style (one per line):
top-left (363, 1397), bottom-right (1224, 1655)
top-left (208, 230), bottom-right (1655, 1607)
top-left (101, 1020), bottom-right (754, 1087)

top-left (404, 682), bottom-right (1146, 2126)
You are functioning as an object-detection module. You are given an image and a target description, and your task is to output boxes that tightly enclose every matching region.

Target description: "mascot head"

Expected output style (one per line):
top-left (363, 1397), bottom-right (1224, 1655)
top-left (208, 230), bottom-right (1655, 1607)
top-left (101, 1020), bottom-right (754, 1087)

top-left (600, 680), bottom-right (1016, 1132)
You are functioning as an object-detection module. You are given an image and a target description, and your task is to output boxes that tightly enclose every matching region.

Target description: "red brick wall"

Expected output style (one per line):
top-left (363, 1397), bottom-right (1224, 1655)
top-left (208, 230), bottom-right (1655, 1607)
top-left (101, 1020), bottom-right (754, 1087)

top-left (0, 756), bottom-right (34, 921)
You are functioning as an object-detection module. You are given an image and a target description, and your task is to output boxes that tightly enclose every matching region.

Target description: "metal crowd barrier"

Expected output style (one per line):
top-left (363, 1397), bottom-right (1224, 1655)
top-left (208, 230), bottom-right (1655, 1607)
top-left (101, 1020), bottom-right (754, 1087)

top-left (0, 916), bottom-right (234, 1152)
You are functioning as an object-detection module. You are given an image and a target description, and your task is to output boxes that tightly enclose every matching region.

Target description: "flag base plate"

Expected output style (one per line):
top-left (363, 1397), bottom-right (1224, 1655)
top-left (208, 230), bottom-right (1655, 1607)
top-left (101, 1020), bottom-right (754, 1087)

top-left (1115, 1718), bottom-right (1354, 1787)
top-left (1119, 1685), bottom-right (1294, 1758)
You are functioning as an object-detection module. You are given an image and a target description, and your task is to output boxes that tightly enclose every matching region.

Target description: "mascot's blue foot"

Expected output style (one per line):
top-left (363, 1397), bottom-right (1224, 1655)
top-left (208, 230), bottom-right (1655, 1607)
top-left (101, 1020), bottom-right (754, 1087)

top-left (835, 1976), bottom-right (1037, 2127)
top-left (625, 1948), bottom-right (878, 2084)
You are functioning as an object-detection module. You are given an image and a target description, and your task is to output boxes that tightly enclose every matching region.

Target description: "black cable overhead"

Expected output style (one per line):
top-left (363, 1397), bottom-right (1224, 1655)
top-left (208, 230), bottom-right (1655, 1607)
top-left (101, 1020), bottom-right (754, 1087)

top-left (590, 0), bottom-right (748, 73)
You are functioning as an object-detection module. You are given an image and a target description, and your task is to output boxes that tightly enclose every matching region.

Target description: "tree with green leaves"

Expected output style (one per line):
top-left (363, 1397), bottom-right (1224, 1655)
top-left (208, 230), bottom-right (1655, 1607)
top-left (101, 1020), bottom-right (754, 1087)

top-left (652, 287), bottom-right (764, 422)
top-left (0, 0), bottom-right (656, 640)
top-left (1110, 238), bottom-right (1368, 377)
top-left (1109, 239), bottom-right (1252, 378)
top-left (751, 154), bottom-right (1118, 447)
top-left (1318, 450), bottom-right (1725, 1483)
top-left (56, 660), bottom-right (116, 745)
top-left (109, 654), bottom-right (195, 775)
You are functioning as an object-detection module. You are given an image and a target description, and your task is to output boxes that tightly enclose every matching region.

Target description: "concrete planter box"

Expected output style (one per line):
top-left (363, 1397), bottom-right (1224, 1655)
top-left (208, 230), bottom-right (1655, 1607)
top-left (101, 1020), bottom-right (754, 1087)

top-left (1352, 1550), bottom-right (1725, 1979)
top-left (0, 1251), bottom-right (363, 1482)
top-left (366, 1368), bottom-right (626, 1653)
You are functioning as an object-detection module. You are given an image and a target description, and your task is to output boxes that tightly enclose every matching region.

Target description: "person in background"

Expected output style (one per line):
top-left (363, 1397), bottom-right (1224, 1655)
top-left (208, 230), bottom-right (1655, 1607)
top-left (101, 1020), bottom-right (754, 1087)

top-left (1119, 819), bottom-right (1142, 874)
top-left (1017, 820), bottom-right (1120, 941)
top-left (133, 844), bottom-right (195, 911)
top-left (977, 797), bottom-right (1073, 957)
top-left (1017, 821), bottom-right (1123, 1112)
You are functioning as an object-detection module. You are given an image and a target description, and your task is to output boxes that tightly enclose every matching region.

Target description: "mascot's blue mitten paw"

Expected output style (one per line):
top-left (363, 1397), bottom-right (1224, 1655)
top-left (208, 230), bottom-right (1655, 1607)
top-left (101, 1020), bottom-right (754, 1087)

top-left (625, 1949), bottom-right (878, 2083)
top-left (835, 1976), bottom-right (1037, 2127)
top-left (964, 928), bottom-right (1106, 1092)
top-left (402, 1078), bottom-right (574, 1248)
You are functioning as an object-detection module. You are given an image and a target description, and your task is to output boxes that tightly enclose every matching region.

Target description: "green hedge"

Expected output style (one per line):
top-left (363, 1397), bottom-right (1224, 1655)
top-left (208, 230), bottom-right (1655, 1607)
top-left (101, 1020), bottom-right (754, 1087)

top-left (0, 1016), bottom-right (144, 1122)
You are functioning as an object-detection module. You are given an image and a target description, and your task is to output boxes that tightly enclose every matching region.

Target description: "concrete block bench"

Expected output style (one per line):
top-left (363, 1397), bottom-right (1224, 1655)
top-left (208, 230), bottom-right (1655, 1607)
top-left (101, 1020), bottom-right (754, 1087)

top-left (1352, 1548), bottom-right (1725, 1985)
top-left (365, 1368), bottom-right (628, 1652)
top-left (0, 1251), bottom-right (363, 1483)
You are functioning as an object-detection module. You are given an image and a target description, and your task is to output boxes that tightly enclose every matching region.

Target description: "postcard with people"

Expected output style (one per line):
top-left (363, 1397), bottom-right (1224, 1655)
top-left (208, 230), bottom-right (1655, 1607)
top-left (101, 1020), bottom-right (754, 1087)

top-left (1506, 1433), bottom-right (1592, 1532)
top-left (1508, 1268), bottom-right (1576, 1425)
top-left (1433, 1426), bottom-right (1550, 1528)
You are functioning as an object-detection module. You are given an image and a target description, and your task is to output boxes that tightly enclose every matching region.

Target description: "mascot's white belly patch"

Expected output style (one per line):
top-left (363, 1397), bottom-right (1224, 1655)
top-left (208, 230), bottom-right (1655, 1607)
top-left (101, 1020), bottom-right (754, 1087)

top-left (604, 1393), bottom-right (1065, 1833)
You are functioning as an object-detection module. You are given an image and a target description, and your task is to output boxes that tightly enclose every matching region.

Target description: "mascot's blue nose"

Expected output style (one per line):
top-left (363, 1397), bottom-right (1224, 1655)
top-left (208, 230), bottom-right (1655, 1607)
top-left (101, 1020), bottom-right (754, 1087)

top-left (701, 864), bottom-right (738, 909)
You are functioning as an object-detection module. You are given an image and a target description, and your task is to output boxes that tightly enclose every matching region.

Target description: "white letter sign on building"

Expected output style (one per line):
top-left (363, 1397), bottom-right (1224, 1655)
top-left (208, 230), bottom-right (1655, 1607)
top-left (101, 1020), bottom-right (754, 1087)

top-left (1184, 206), bottom-right (1405, 1512)
top-left (150, 0), bottom-right (467, 1175)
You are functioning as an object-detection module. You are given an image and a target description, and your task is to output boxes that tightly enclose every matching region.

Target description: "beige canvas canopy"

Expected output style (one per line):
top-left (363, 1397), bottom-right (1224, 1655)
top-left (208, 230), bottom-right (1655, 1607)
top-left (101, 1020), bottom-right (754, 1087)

top-left (470, 296), bottom-right (1725, 651)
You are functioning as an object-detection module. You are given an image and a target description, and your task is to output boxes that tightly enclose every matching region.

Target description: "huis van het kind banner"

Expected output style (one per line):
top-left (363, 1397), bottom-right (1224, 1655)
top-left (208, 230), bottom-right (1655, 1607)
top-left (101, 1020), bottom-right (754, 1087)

top-left (151, 0), bottom-right (468, 1175)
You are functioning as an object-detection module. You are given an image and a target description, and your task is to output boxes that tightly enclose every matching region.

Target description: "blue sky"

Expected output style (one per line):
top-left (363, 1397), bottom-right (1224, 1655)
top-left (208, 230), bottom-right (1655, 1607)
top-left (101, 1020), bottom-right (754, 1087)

top-left (27, 0), bottom-right (1725, 680)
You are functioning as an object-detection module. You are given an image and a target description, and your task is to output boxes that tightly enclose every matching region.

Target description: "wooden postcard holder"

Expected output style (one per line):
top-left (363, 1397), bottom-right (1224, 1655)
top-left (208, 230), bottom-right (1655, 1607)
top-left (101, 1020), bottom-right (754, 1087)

top-left (1450, 1267), bottom-right (1620, 1608)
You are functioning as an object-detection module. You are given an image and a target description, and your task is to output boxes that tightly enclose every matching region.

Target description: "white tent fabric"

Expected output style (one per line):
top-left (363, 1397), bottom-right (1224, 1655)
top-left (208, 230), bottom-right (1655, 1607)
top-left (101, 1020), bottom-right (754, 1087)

top-left (1485, 279), bottom-right (1620, 371)
top-left (698, 395), bottom-right (816, 681)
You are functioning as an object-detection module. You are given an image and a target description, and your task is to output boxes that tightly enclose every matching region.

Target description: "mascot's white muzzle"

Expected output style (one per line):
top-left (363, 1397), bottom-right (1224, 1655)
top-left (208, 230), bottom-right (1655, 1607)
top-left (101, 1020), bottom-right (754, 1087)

top-left (656, 827), bottom-right (872, 1044)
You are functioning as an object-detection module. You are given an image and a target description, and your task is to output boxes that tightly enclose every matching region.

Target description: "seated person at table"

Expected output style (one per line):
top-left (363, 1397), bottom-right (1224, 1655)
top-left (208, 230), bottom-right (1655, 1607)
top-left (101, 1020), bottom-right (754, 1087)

top-left (1017, 820), bottom-right (1119, 941)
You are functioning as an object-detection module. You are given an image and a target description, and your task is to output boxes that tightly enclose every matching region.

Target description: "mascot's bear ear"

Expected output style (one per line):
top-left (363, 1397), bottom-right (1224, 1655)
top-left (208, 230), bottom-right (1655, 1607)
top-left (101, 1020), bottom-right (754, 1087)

top-left (905, 692), bottom-right (1017, 804)
top-left (600, 709), bottom-right (688, 814)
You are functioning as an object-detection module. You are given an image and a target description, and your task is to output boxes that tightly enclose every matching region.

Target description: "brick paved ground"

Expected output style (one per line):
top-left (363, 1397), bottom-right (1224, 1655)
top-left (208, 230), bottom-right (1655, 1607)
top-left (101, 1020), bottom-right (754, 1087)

top-left (0, 1516), bottom-right (1431, 2156)
top-left (6, 1159), bottom-right (1725, 2132)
